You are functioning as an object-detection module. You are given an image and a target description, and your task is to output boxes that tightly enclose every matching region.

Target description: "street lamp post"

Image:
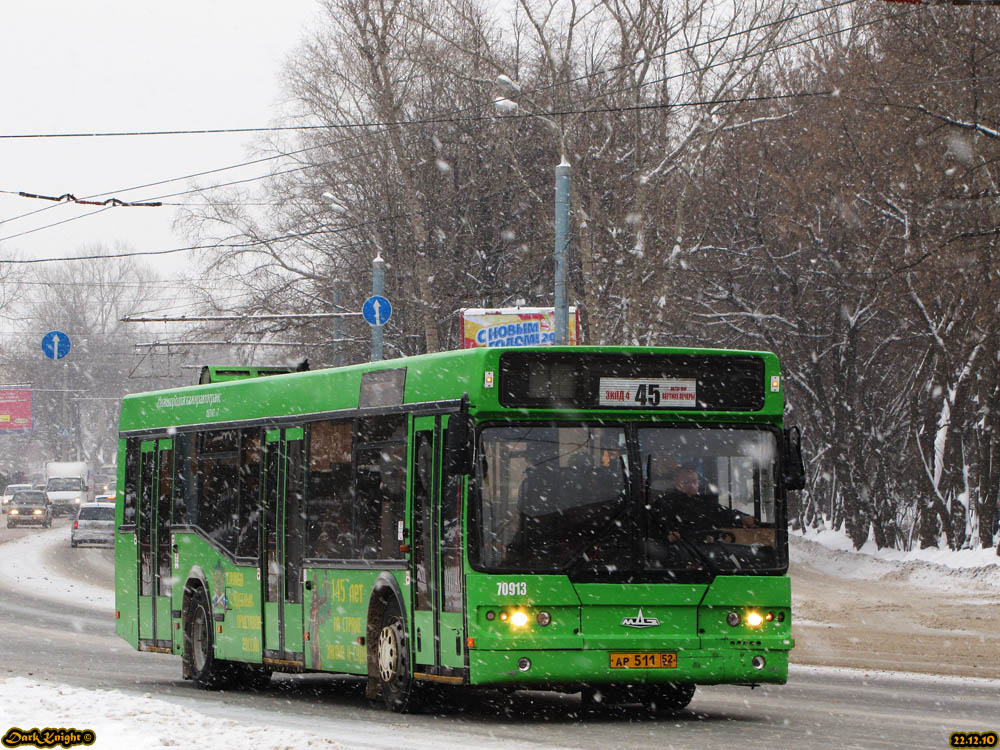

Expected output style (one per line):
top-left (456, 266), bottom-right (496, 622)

top-left (554, 160), bottom-right (570, 345)
top-left (322, 192), bottom-right (350, 366)
top-left (496, 76), bottom-right (570, 345)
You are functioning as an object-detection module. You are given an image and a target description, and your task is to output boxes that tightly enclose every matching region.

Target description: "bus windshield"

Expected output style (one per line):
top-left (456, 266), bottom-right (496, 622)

top-left (473, 423), bottom-right (784, 578)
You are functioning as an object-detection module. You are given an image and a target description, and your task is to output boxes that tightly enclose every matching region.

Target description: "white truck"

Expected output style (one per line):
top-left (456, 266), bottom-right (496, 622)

top-left (44, 461), bottom-right (92, 517)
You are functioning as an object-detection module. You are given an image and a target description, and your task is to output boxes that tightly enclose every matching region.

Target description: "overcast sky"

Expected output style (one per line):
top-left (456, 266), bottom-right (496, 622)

top-left (0, 1), bottom-right (318, 285)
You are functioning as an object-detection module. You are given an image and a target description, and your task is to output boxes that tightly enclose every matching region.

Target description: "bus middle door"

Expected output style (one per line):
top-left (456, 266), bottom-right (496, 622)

top-left (137, 438), bottom-right (173, 651)
top-left (261, 427), bottom-right (306, 669)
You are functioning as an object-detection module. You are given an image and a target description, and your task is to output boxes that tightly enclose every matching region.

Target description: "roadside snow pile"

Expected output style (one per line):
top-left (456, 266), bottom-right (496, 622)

top-left (791, 528), bottom-right (1000, 591)
top-left (0, 677), bottom-right (346, 750)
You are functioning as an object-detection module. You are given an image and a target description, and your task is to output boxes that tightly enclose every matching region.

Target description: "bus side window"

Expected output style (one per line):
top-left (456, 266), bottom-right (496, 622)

top-left (306, 420), bottom-right (355, 559)
top-left (354, 446), bottom-right (405, 560)
top-left (123, 438), bottom-right (139, 526)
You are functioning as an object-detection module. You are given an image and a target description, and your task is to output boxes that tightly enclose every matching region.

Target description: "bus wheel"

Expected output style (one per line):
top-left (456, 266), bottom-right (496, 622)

top-left (375, 600), bottom-right (418, 712)
top-left (644, 683), bottom-right (695, 713)
top-left (184, 588), bottom-right (231, 690)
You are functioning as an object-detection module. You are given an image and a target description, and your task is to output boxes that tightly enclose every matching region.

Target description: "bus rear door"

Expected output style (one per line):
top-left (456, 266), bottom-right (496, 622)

top-left (261, 427), bottom-right (306, 669)
top-left (136, 438), bottom-right (173, 651)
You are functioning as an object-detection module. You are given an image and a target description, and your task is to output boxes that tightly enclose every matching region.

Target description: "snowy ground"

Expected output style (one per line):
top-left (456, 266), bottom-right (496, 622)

top-left (0, 526), bottom-right (996, 749)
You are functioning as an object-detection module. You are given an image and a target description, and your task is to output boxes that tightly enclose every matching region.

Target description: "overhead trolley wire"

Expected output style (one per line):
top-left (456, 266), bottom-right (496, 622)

top-left (0, 1), bottom-right (940, 260)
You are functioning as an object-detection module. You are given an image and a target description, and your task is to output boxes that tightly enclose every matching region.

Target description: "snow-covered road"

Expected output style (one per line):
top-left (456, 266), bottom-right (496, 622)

top-left (0, 525), bottom-right (996, 749)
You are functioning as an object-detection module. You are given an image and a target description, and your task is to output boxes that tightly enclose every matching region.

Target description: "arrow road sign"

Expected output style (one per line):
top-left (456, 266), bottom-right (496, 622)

top-left (362, 295), bottom-right (392, 326)
top-left (41, 330), bottom-right (71, 360)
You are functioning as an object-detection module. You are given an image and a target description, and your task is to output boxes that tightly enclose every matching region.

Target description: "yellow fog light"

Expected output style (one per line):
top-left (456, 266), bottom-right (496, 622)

top-left (745, 611), bottom-right (764, 628)
top-left (510, 611), bottom-right (529, 627)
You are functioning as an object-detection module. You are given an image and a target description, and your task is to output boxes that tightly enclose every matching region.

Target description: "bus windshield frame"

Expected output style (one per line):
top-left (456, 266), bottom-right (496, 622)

top-left (470, 421), bottom-right (787, 581)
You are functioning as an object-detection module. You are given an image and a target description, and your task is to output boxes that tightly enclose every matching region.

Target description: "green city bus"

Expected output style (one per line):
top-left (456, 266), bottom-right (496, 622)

top-left (114, 345), bottom-right (805, 712)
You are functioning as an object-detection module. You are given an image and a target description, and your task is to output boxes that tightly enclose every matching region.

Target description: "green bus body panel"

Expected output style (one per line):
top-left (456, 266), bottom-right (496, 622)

top-left (302, 569), bottom-right (396, 674)
top-left (174, 534), bottom-right (264, 663)
top-left (413, 610), bottom-right (435, 665)
top-left (114, 345), bottom-right (793, 692)
top-left (468, 647), bottom-right (790, 686)
top-left (118, 346), bottom-right (785, 433)
top-left (438, 611), bottom-right (466, 669)
top-left (465, 573), bottom-right (793, 687)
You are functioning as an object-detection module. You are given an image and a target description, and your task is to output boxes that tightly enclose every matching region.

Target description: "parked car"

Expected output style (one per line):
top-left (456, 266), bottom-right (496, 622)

top-left (1, 483), bottom-right (32, 513)
top-left (7, 490), bottom-right (52, 528)
top-left (71, 503), bottom-right (115, 547)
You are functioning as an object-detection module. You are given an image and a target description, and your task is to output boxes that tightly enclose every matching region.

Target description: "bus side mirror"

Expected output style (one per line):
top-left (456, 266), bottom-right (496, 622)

top-left (444, 395), bottom-right (474, 475)
top-left (782, 426), bottom-right (806, 491)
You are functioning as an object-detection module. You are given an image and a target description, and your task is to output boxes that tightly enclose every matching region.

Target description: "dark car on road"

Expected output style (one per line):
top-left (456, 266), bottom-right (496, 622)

top-left (7, 490), bottom-right (52, 528)
top-left (70, 503), bottom-right (115, 547)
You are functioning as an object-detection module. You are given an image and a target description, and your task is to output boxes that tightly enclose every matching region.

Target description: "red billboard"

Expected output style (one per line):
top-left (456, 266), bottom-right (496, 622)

top-left (0, 386), bottom-right (33, 431)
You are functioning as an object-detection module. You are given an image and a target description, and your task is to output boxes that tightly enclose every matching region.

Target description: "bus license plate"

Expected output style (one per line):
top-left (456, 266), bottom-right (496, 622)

top-left (609, 652), bottom-right (678, 669)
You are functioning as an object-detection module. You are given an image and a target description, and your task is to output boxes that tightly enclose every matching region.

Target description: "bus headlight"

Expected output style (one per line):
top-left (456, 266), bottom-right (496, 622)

top-left (509, 610), bottom-right (529, 627)
top-left (745, 611), bottom-right (764, 628)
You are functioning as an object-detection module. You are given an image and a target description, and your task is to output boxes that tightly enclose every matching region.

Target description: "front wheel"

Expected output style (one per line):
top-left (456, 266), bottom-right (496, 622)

top-left (375, 600), bottom-right (419, 712)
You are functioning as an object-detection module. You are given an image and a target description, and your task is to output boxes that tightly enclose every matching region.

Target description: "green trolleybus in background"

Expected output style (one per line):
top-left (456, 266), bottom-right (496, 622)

top-left (114, 346), bottom-right (805, 713)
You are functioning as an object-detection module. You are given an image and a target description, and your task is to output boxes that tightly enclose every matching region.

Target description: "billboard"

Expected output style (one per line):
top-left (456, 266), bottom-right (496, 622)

top-left (460, 307), bottom-right (581, 349)
top-left (0, 386), bottom-right (32, 431)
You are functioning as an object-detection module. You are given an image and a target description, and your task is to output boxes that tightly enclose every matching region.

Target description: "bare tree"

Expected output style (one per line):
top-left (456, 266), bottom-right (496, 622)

top-left (2, 251), bottom-right (171, 470)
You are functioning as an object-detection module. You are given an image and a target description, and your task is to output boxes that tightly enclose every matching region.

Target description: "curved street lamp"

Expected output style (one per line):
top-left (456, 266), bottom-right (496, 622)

top-left (495, 75), bottom-right (571, 345)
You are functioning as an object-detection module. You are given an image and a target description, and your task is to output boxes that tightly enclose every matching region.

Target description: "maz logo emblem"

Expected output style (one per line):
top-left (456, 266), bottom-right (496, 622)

top-left (621, 608), bottom-right (660, 628)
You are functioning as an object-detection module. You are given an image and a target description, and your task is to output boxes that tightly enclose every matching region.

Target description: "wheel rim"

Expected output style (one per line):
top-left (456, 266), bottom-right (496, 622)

top-left (191, 603), bottom-right (209, 673)
top-left (377, 621), bottom-right (401, 684)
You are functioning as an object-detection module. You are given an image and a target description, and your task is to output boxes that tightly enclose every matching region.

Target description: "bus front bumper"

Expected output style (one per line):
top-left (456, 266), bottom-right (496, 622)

top-left (467, 646), bottom-right (790, 688)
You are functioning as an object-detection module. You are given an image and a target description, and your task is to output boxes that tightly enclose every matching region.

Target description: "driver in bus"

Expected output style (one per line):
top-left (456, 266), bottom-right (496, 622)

top-left (653, 465), bottom-right (755, 542)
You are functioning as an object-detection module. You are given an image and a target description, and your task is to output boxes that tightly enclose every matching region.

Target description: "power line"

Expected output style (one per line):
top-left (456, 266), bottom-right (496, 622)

top-left (0, 1), bottom-right (921, 248)
top-left (0, 3), bottom-right (961, 265)
top-left (122, 312), bottom-right (362, 322)
top-left (0, 0), bottom-right (872, 143)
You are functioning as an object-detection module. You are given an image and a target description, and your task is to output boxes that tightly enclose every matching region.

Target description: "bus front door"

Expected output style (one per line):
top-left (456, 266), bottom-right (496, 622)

top-left (261, 427), bottom-right (306, 668)
top-left (136, 438), bottom-right (174, 651)
top-left (411, 416), bottom-right (467, 683)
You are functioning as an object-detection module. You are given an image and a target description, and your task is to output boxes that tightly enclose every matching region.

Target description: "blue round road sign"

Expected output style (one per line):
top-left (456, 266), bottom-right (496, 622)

top-left (362, 295), bottom-right (392, 326)
top-left (41, 330), bottom-right (71, 360)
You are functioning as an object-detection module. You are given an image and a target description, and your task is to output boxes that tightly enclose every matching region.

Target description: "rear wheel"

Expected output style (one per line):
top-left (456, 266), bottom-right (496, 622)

top-left (375, 600), bottom-right (419, 712)
top-left (184, 587), bottom-right (233, 689)
top-left (643, 682), bottom-right (696, 713)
